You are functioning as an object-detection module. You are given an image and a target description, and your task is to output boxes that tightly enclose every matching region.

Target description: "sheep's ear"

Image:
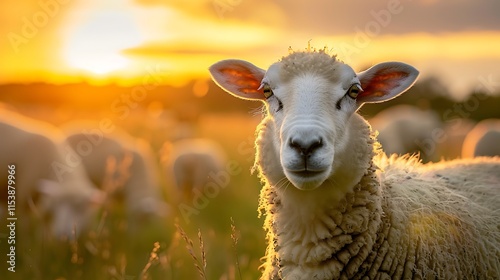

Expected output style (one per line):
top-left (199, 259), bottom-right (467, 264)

top-left (356, 62), bottom-right (419, 105)
top-left (209, 59), bottom-right (266, 101)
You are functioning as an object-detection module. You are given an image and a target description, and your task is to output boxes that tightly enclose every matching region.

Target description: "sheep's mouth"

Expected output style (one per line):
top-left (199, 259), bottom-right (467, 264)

top-left (288, 170), bottom-right (325, 178)
top-left (284, 169), bottom-right (329, 190)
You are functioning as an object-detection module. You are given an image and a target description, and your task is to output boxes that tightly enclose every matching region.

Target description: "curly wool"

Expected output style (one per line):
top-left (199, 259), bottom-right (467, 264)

top-left (279, 50), bottom-right (341, 84)
top-left (377, 155), bottom-right (500, 279)
top-left (256, 127), bottom-right (500, 279)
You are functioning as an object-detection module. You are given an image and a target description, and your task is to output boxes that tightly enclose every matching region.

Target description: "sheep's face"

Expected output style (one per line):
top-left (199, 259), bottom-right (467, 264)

top-left (259, 62), bottom-right (361, 190)
top-left (210, 51), bottom-right (419, 191)
top-left (38, 179), bottom-right (104, 239)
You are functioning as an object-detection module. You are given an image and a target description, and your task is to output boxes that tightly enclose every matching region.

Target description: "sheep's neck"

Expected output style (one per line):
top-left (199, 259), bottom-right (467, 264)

top-left (259, 116), bottom-right (384, 278)
top-left (261, 162), bottom-right (381, 271)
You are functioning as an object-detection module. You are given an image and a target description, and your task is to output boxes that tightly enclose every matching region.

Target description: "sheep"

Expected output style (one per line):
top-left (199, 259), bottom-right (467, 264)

top-left (369, 105), bottom-right (442, 162)
top-left (462, 118), bottom-right (500, 158)
top-left (161, 138), bottom-right (227, 202)
top-left (209, 49), bottom-right (500, 279)
top-left (436, 117), bottom-right (476, 160)
top-left (0, 112), bottom-right (104, 239)
top-left (65, 131), bottom-right (169, 230)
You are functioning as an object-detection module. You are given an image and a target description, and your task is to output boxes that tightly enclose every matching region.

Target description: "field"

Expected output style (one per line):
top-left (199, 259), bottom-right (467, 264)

top-left (0, 85), bottom-right (267, 280)
top-left (0, 79), bottom-right (498, 280)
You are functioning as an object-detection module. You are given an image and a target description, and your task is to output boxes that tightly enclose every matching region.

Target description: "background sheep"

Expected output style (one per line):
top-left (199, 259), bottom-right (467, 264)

top-left (161, 138), bottom-right (227, 202)
top-left (210, 50), bottom-right (500, 279)
top-left (65, 131), bottom-right (169, 232)
top-left (436, 117), bottom-right (476, 160)
top-left (370, 107), bottom-right (477, 162)
top-left (0, 111), bottom-right (103, 240)
top-left (462, 118), bottom-right (500, 158)
top-left (369, 105), bottom-right (442, 162)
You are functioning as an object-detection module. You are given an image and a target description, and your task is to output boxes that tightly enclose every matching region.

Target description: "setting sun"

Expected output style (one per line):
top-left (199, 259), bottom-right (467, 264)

top-left (63, 9), bottom-right (143, 75)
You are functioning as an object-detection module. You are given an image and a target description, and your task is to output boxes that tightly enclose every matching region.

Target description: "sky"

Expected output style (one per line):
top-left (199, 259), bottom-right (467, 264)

top-left (1, 0), bottom-right (499, 98)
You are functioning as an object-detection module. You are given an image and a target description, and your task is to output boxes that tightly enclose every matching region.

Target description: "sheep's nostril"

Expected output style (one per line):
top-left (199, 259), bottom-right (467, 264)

top-left (289, 138), bottom-right (300, 150)
top-left (289, 138), bottom-right (305, 155)
top-left (289, 137), bottom-right (323, 157)
top-left (310, 138), bottom-right (323, 151)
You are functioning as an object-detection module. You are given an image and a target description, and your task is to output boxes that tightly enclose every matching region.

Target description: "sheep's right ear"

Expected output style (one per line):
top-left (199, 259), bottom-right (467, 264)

top-left (209, 59), bottom-right (266, 101)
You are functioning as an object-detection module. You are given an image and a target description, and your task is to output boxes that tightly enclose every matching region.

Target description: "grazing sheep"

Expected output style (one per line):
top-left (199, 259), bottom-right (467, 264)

top-left (161, 138), bottom-right (226, 202)
top-left (369, 105), bottom-right (442, 162)
top-left (209, 50), bottom-right (500, 279)
top-left (436, 118), bottom-right (476, 160)
top-left (462, 118), bottom-right (500, 158)
top-left (0, 112), bottom-right (103, 239)
top-left (65, 132), bottom-right (169, 228)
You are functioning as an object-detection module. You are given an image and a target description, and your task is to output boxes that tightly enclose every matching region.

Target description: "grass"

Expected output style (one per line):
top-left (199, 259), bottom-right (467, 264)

top-left (230, 217), bottom-right (242, 280)
top-left (176, 225), bottom-right (207, 280)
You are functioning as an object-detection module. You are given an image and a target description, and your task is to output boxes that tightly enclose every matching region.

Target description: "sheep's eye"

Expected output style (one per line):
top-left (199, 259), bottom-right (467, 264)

top-left (261, 83), bottom-right (282, 112)
top-left (346, 84), bottom-right (362, 99)
top-left (276, 99), bottom-right (283, 112)
top-left (263, 84), bottom-right (273, 99)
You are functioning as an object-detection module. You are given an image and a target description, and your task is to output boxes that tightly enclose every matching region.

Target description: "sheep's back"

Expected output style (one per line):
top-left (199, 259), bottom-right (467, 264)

top-left (422, 157), bottom-right (500, 209)
top-left (378, 155), bottom-right (500, 279)
top-left (0, 122), bottom-right (61, 203)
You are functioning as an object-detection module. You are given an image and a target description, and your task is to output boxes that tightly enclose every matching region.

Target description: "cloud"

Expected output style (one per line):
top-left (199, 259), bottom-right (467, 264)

top-left (250, 0), bottom-right (500, 35)
top-left (1, 0), bottom-right (499, 89)
top-left (134, 0), bottom-right (500, 36)
top-left (134, 0), bottom-right (286, 25)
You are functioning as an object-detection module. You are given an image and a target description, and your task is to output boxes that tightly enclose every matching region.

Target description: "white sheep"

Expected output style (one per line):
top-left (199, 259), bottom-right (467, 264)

top-left (161, 138), bottom-right (226, 202)
top-left (462, 118), bottom-right (500, 158)
top-left (209, 50), bottom-right (500, 279)
top-left (437, 117), bottom-right (476, 160)
top-left (65, 131), bottom-right (169, 230)
top-left (0, 112), bottom-right (104, 239)
top-left (369, 105), bottom-right (442, 162)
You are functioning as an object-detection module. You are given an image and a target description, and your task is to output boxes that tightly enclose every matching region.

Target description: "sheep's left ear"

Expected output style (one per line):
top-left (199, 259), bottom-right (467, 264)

top-left (209, 59), bottom-right (266, 101)
top-left (356, 62), bottom-right (419, 106)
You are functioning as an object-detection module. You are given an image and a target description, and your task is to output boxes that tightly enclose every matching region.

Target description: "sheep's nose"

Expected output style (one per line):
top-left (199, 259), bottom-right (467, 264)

top-left (289, 137), bottom-right (323, 158)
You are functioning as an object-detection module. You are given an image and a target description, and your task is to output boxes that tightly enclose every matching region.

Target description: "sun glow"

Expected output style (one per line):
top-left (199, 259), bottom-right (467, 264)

top-left (63, 9), bottom-right (143, 75)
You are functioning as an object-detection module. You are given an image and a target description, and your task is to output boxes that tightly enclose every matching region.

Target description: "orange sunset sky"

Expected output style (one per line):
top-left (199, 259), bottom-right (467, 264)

top-left (1, 0), bottom-right (499, 98)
